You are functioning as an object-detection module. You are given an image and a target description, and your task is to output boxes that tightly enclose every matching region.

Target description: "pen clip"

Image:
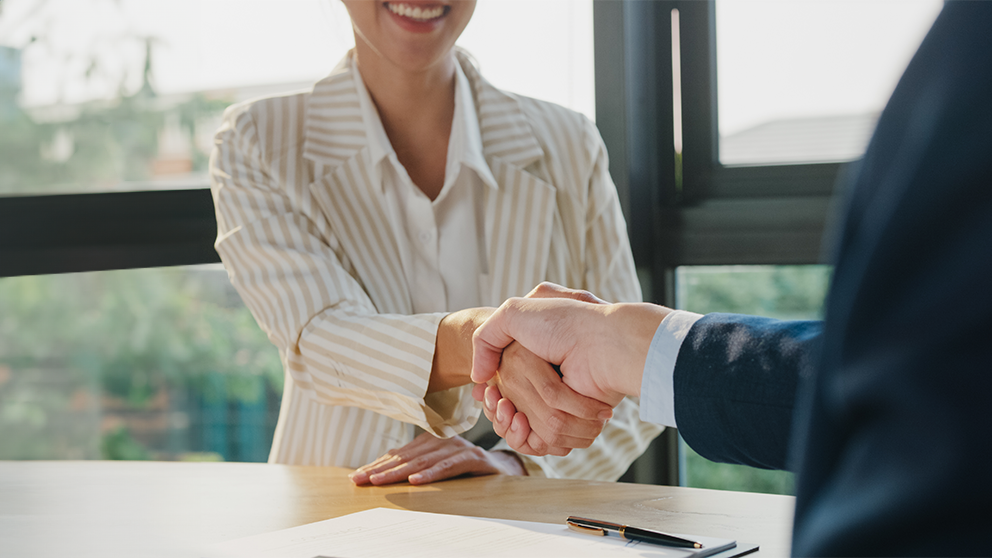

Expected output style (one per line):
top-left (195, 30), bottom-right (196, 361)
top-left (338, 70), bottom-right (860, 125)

top-left (567, 520), bottom-right (607, 536)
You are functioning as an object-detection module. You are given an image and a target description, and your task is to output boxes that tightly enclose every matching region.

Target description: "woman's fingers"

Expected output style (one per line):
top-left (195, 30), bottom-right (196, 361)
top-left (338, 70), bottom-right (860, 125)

top-left (351, 433), bottom-right (528, 486)
top-left (494, 344), bottom-right (608, 448)
top-left (367, 446), bottom-right (457, 485)
top-left (483, 384), bottom-right (503, 424)
top-left (472, 382), bottom-right (487, 402)
top-left (490, 389), bottom-right (514, 439)
top-left (350, 432), bottom-right (449, 485)
top-left (494, 402), bottom-right (571, 457)
top-left (408, 447), bottom-right (500, 485)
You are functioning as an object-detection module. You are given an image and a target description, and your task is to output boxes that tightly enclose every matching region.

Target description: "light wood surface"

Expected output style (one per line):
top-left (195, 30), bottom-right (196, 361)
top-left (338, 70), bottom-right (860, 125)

top-left (0, 461), bottom-right (794, 557)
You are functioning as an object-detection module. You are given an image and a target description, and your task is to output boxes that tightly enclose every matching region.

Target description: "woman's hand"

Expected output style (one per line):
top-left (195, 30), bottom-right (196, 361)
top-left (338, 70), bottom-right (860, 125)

top-left (349, 433), bottom-right (526, 486)
top-left (471, 341), bottom-right (612, 456)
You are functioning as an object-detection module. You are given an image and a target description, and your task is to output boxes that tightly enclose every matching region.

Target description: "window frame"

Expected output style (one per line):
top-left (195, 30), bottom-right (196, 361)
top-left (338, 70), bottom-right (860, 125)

top-left (594, 0), bottom-right (847, 485)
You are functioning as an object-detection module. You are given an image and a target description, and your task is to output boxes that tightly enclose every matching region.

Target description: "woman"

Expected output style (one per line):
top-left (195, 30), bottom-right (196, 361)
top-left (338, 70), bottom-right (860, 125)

top-left (209, 0), bottom-right (661, 484)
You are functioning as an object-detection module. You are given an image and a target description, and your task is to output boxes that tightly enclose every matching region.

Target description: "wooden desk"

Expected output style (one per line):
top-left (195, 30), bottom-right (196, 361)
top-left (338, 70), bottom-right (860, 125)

top-left (0, 461), bottom-right (794, 557)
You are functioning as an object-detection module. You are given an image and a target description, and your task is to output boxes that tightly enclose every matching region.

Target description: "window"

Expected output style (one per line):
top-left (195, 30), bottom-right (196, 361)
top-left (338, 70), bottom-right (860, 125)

top-left (0, 0), bottom-right (595, 462)
top-left (717, 0), bottom-right (942, 166)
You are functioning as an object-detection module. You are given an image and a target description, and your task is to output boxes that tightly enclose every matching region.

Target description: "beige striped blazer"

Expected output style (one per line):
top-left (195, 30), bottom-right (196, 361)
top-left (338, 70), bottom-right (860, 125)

top-left (209, 51), bottom-right (663, 479)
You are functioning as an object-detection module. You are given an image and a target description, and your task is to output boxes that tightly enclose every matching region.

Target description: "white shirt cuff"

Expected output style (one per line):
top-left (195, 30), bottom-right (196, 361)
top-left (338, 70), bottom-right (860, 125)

top-left (639, 310), bottom-right (704, 427)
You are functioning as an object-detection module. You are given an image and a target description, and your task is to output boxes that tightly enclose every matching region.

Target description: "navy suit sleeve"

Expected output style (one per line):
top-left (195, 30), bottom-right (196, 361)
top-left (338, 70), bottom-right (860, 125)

top-left (673, 314), bottom-right (821, 471)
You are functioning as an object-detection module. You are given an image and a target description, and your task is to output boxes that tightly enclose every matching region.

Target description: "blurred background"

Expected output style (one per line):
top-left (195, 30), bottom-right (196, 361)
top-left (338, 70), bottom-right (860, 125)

top-left (0, 0), bottom-right (941, 494)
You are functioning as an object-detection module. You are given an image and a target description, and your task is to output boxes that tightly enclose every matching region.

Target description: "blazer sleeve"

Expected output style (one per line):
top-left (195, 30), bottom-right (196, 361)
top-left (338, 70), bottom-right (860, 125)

top-left (497, 118), bottom-right (663, 480)
top-left (674, 313), bottom-right (822, 471)
top-left (209, 103), bottom-right (478, 438)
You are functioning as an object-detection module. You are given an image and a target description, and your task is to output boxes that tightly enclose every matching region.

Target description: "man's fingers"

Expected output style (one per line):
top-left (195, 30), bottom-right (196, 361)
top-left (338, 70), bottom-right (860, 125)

top-left (531, 369), bottom-right (613, 421)
top-left (472, 297), bottom-right (567, 383)
top-left (471, 305), bottom-right (515, 383)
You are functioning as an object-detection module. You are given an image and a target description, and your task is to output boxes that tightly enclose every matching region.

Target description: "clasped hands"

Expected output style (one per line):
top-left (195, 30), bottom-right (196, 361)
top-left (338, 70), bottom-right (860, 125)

top-left (351, 282), bottom-right (667, 485)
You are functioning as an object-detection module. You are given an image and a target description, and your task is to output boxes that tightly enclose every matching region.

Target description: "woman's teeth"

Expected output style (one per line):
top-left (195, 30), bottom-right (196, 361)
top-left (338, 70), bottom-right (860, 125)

top-left (386, 3), bottom-right (446, 21)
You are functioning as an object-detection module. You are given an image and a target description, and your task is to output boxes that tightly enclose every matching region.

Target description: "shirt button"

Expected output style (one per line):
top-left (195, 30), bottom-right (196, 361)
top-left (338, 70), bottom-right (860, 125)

top-left (418, 230), bottom-right (432, 243)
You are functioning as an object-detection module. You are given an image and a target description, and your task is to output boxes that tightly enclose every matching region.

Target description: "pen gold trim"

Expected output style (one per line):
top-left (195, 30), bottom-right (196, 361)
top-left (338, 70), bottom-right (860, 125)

top-left (567, 522), bottom-right (606, 536)
top-left (566, 516), bottom-right (703, 549)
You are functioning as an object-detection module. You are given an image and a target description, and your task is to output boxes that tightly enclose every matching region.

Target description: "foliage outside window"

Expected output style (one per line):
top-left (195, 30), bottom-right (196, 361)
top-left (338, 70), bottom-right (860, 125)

top-left (0, 266), bottom-right (281, 461)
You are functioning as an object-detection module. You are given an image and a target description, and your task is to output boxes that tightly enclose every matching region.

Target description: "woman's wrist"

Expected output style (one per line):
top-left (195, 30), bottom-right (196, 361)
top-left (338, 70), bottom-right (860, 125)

top-left (429, 307), bottom-right (496, 393)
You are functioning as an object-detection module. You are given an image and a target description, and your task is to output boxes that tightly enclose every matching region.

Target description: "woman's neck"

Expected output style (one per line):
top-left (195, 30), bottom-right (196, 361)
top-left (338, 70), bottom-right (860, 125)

top-left (354, 44), bottom-right (456, 200)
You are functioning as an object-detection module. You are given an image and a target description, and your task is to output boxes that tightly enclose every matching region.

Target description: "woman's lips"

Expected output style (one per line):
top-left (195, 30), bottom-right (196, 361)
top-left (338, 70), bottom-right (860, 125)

top-left (384, 2), bottom-right (450, 33)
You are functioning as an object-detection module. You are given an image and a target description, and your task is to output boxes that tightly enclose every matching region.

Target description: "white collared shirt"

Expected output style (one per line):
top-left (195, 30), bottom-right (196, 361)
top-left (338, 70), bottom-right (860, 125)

top-left (351, 56), bottom-right (497, 314)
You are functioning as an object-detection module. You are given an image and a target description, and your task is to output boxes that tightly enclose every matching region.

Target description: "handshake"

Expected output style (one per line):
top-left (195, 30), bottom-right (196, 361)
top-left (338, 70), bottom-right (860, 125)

top-left (469, 282), bottom-right (672, 457)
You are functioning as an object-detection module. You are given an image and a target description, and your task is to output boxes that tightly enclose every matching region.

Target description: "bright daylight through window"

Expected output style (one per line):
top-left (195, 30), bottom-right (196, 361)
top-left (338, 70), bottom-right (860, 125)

top-left (0, 0), bottom-right (593, 462)
top-left (717, 0), bottom-right (942, 166)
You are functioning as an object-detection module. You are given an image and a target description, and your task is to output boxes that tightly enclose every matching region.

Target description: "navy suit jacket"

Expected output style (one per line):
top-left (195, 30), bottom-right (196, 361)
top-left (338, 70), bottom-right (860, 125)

top-left (673, 3), bottom-right (992, 556)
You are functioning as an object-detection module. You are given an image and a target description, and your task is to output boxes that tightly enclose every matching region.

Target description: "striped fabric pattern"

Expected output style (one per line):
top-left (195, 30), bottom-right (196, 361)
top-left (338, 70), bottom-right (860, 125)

top-left (209, 51), bottom-right (663, 479)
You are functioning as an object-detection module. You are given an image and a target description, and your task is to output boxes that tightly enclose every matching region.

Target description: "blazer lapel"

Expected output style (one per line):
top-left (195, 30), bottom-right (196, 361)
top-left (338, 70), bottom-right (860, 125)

top-left (460, 54), bottom-right (557, 305)
top-left (480, 162), bottom-right (557, 304)
top-left (304, 56), bottom-right (413, 315)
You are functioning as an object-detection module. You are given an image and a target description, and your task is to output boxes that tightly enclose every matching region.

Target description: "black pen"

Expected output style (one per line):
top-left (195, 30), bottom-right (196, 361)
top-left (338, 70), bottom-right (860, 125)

top-left (566, 516), bottom-right (703, 549)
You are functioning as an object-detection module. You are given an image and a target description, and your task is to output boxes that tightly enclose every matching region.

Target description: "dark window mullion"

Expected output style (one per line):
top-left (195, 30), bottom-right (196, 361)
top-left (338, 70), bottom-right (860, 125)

top-left (676, 0), bottom-right (719, 204)
top-left (0, 189), bottom-right (220, 277)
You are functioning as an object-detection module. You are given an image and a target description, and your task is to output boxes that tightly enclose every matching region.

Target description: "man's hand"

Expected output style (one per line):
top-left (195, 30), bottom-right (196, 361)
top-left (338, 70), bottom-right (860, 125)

top-left (470, 341), bottom-right (612, 456)
top-left (472, 282), bottom-right (672, 454)
top-left (349, 433), bottom-right (525, 486)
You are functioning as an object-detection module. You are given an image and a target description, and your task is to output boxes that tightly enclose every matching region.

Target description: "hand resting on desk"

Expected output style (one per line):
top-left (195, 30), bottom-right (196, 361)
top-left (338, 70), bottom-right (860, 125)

top-left (349, 432), bottom-right (525, 485)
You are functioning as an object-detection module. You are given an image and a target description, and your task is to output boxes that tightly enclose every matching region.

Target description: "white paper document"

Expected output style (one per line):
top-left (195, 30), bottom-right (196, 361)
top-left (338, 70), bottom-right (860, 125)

top-left (205, 507), bottom-right (753, 558)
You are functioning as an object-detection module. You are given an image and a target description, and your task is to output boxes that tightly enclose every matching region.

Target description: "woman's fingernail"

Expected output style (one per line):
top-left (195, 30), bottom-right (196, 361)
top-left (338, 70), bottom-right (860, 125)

top-left (497, 408), bottom-right (506, 423)
top-left (599, 409), bottom-right (613, 420)
top-left (409, 473), bottom-right (424, 483)
top-left (510, 419), bottom-right (519, 432)
top-left (485, 397), bottom-right (494, 411)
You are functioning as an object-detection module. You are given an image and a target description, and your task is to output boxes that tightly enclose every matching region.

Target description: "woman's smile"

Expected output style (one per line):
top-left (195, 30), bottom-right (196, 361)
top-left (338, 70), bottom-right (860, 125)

top-left (384, 1), bottom-right (452, 33)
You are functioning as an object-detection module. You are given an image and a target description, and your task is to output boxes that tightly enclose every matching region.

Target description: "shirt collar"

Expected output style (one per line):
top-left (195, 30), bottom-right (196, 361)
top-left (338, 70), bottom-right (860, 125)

top-left (450, 61), bottom-right (498, 191)
top-left (350, 54), bottom-right (498, 194)
top-left (350, 55), bottom-right (393, 187)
